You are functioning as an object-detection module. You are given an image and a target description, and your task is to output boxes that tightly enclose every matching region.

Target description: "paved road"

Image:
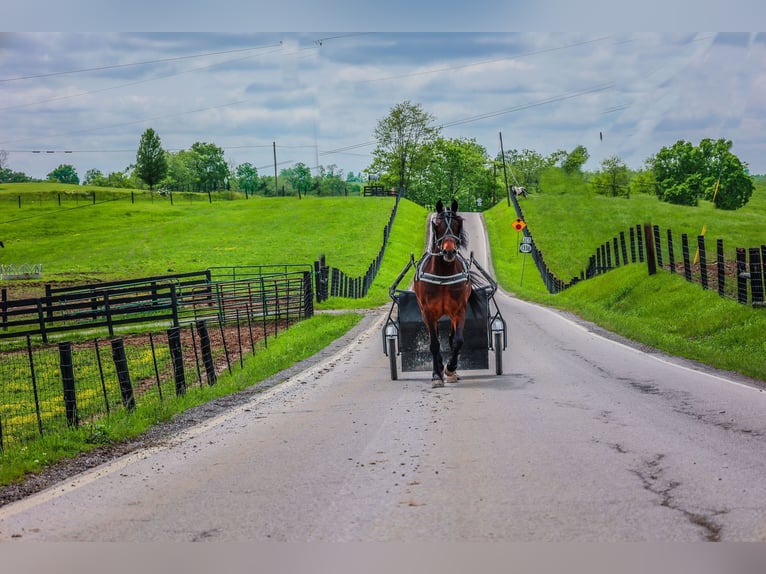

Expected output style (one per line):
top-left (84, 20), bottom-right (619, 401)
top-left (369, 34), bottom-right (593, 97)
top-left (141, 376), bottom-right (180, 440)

top-left (2, 213), bottom-right (766, 542)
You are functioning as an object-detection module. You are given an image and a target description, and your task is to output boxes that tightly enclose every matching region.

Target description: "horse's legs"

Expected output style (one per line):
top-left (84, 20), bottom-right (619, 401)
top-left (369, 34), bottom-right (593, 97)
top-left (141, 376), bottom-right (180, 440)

top-left (425, 316), bottom-right (444, 387)
top-left (444, 316), bottom-right (466, 383)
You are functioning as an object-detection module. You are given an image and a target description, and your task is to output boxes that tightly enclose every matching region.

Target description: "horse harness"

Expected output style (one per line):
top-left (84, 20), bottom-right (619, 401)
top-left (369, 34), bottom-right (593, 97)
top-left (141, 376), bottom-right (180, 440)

top-left (415, 210), bottom-right (471, 286)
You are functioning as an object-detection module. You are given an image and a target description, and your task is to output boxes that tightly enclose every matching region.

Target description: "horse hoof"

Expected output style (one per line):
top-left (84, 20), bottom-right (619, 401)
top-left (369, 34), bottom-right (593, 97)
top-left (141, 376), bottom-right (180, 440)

top-left (444, 368), bottom-right (458, 383)
top-left (432, 379), bottom-right (444, 388)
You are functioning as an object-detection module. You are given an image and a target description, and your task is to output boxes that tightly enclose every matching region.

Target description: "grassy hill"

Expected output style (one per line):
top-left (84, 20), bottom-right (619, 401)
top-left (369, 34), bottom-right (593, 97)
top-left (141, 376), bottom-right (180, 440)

top-left (0, 183), bottom-right (427, 306)
top-left (484, 176), bottom-right (766, 382)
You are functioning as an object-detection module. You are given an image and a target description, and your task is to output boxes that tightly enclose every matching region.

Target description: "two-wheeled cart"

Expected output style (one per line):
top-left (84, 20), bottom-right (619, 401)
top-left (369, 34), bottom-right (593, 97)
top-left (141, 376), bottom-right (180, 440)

top-left (382, 252), bottom-right (507, 380)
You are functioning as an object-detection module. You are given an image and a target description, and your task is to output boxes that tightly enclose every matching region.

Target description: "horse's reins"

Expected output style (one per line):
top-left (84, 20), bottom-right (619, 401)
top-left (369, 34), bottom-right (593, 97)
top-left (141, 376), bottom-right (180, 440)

top-left (416, 210), bottom-right (471, 286)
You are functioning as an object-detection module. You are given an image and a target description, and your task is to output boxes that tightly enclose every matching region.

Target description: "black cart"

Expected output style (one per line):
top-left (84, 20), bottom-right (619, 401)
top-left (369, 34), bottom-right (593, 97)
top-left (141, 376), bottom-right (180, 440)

top-left (382, 252), bottom-right (507, 380)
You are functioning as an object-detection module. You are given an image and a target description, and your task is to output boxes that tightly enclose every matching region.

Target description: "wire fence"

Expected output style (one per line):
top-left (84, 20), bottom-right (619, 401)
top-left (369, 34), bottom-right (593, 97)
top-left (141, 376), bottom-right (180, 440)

top-left (0, 267), bottom-right (314, 453)
top-left (0, 311), bottom-right (296, 453)
top-left (510, 191), bottom-right (766, 306)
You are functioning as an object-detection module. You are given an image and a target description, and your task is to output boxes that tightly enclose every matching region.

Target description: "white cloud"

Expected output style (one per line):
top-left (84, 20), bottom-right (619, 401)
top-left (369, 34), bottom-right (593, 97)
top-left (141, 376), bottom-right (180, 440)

top-left (3, 32), bottom-right (766, 181)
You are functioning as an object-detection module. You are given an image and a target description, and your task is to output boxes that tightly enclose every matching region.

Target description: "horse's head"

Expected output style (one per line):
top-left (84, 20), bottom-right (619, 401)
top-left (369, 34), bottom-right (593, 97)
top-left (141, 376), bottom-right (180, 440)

top-left (432, 199), bottom-right (466, 262)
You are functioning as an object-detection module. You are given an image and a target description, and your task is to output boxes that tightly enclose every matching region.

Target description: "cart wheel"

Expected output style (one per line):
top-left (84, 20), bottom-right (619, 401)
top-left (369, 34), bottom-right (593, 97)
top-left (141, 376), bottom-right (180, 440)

top-left (493, 331), bottom-right (503, 375)
top-left (388, 337), bottom-right (398, 380)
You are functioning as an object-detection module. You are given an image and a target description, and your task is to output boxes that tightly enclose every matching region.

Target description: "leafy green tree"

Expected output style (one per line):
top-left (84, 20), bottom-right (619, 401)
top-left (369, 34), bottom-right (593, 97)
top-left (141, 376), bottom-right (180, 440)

top-left (190, 142), bottom-right (229, 191)
top-left (83, 168), bottom-right (106, 186)
top-left (591, 155), bottom-right (630, 197)
top-left (161, 150), bottom-right (196, 190)
top-left (0, 167), bottom-right (32, 183)
top-left (502, 148), bottom-right (554, 191)
top-left (47, 164), bottom-right (79, 184)
top-left (413, 137), bottom-right (489, 208)
top-left (649, 138), bottom-right (753, 209)
top-left (317, 164), bottom-right (345, 195)
top-left (235, 162), bottom-right (259, 195)
top-left (135, 128), bottom-right (168, 190)
top-left (105, 170), bottom-right (133, 188)
top-left (561, 145), bottom-right (589, 174)
top-left (280, 163), bottom-right (312, 196)
top-left (629, 168), bottom-right (656, 195)
top-left (370, 101), bottom-right (440, 193)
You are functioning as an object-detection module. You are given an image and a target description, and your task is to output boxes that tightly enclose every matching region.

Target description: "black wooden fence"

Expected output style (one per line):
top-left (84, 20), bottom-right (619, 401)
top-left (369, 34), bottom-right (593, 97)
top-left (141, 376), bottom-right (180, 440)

top-left (314, 190), bottom-right (402, 301)
top-left (510, 190), bottom-right (766, 306)
top-left (0, 268), bottom-right (314, 453)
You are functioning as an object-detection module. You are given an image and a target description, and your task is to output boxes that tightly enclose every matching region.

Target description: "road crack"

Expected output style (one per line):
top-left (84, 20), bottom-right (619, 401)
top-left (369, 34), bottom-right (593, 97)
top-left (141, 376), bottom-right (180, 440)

top-left (631, 453), bottom-right (726, 541)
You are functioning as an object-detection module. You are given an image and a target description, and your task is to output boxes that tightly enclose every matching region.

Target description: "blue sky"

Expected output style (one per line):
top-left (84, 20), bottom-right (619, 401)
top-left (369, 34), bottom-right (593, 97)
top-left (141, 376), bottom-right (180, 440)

top-left (2, 31), bottom-right (766, 181)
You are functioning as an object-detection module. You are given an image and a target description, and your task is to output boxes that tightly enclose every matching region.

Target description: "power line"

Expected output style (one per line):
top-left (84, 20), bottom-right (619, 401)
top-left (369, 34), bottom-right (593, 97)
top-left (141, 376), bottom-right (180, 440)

top-left (0, 45), bottom-right (285, 112)
top-left (0, 42), bottom-right (283, 83)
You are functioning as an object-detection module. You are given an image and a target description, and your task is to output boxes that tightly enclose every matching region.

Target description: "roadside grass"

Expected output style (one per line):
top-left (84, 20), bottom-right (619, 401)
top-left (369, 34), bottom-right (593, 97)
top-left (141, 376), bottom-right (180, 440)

top-left (0, 312), bottom-right (362, 485)
top-left (484, 178), bottom-right (766, 382)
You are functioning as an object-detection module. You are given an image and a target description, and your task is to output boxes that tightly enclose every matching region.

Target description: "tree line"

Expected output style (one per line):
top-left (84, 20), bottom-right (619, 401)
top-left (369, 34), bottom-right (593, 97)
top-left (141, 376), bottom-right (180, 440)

top-left (1, 102), bottom-right (755, 210)
top-left (0, 131), bottom-right (366, 197)
top-left (368, 101), bottom-right (754, 211)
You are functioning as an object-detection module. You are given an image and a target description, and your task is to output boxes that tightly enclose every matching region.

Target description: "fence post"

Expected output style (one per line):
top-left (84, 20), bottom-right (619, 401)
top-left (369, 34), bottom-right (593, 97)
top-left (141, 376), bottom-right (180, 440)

top-left (748, 247), bottom-right (764, 305)
top-left (717, 239), bottom-right (726, 297)
top-left (168, 326), bottom-right (186, 396)
top-left (619, 231), bottom-right (628, 267)
top-left (303, 271), bottom-right (314, 318)
top-left (196, 320), bottom-right (217, 385)
top-left (643, 222), bottom-right (657, 276)
top-left (667, 229), bottom-right (676, 273)
top-left (653, 225), bottom-right (663, 268)
top-left (28, 335), bottom-right (44, 435)
top-left (1, 288), bottom-right (6, 331)
top-left (314, 259), bottom-right (322, 303)
top-left (736, 248), bottom-right (748, 304)
top-left (697, 235), bottom-right (708, 289)
top-left (682, 234), bottom-right (692, 282)
top-left (111, 338), bottom-right (135, 411)
top-left (58, 342), bottom-right (79, 426)
top-left (629, 227), bottom-right (636, 262)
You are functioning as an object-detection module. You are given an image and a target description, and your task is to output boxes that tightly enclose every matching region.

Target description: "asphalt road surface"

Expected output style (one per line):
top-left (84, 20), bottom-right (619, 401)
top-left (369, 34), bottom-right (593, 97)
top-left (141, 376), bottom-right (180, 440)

top-left (2, 213), bottom-right (766, 542)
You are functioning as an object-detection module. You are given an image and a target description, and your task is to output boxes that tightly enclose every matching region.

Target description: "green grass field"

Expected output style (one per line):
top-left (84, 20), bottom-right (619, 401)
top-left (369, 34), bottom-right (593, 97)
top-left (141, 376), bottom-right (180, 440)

top-left (0, 184), bottom-right (427, 303)
top-left (484, 176), bottom-right (766, 381)
top-left (3, 178), bottom-right (766, 483)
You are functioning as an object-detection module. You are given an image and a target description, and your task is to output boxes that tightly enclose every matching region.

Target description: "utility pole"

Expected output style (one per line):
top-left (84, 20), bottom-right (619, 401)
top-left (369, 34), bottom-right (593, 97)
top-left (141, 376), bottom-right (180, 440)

top-left (273, 141), bottom-right (278, 196)
top-left (499, 132), bottom-right (510, 207)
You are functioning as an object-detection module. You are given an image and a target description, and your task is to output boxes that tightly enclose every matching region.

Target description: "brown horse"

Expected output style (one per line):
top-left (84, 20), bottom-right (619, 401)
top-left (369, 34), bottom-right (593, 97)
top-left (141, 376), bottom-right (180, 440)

top-left (413, 199), bottom-right (472, 388)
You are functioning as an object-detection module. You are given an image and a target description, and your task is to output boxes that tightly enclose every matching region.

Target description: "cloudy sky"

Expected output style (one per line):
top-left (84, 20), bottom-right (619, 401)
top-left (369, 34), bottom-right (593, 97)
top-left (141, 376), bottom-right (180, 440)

top-left (2, 31), bottom-right (766, 182)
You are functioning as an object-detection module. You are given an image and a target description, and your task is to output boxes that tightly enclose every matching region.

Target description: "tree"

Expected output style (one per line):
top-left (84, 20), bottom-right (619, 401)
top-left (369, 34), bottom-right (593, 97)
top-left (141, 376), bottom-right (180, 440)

top-left (0, 149), bottom-right (7, 171)
top-left (280, 163), bottom-right (312, 196)
top-left (561, 145), bottom-right (589, 174)
top-left (591, 155), bottom-right (630, 197)
top-left (135, 128), bottom-right (168, 190)
top-left (47, 164), bottom-right (79, 184)
top-left (370, 101), bottom-right (440, 193)
top-left (0, 168), bottom-right (32, 183)
top-left (190, 142), bottom-right (229, 191)
top-left (502, 148), bottom-right (554, 191)
top-left (413, 137), bottom-right (489, 208)
top-left (83, 168), bottom-right (106, 186)
top-left (649, 138), bottom-right (753, 209)
top-left (629, 168), bottom-right (656, 195)
top-left (235, 162), bottom-right (259, 195)
top-left (161, 150), bottom-right (196, 190)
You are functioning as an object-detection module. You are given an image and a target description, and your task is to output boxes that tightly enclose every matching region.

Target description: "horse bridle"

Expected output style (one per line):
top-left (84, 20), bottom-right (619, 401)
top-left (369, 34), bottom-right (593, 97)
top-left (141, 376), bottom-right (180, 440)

top-left (431, 210), bottom-right (463, 255)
